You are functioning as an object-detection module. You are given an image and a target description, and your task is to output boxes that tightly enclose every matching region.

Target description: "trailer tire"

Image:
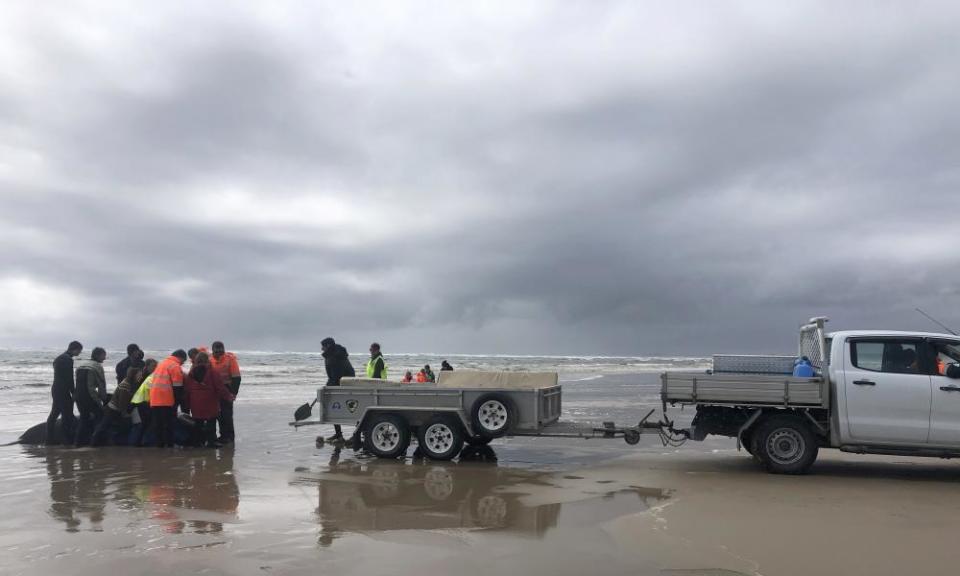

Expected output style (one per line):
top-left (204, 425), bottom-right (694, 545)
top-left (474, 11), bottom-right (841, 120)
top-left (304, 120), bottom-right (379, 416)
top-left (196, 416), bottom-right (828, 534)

top-left (362, 413), bottom-right (411, 459)
top-left (417, 416), bottom-right (465, 461)
top-left (754, 415), bottom-right (818, 475)
top-left (470, 393), bottom-right (516, 439)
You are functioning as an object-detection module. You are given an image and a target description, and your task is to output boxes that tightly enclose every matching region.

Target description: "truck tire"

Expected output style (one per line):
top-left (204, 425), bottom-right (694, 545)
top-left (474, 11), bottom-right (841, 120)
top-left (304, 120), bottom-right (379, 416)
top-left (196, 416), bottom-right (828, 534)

top-left (417, 415), bottom-right (465, 461)
top-left (470, 393), bottom-right (516, 439)
top-left (362, 413), bottom-right (411, 459)
top-left (754, 415), bottom-right (819, 475)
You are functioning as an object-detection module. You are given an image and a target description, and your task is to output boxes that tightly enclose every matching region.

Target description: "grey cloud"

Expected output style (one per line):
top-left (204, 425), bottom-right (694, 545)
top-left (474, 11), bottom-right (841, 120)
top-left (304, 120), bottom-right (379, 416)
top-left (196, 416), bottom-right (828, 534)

top-left (2, 2), bottom-right (960, 355)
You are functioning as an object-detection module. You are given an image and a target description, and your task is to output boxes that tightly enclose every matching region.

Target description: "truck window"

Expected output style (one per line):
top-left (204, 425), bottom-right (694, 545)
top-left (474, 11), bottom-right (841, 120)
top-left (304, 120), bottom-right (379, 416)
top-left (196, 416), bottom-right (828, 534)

top-left (931, 340), bottom-right (960, 375)
top-left (850, 340), bottom-right (920, 374)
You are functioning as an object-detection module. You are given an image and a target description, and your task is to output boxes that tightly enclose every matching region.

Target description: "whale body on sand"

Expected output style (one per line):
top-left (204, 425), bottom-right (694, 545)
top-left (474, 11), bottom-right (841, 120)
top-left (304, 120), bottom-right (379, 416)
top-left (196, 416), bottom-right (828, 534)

top-left (7, 417), bottom-right (197, 446)
top-left (16, 421), bottom-right (59, 445)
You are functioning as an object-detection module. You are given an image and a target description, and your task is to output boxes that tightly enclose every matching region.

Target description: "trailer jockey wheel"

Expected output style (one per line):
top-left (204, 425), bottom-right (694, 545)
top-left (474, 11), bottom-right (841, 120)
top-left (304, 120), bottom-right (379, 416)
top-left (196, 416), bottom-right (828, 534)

top-left (470, 393), bottom-right (516, 439)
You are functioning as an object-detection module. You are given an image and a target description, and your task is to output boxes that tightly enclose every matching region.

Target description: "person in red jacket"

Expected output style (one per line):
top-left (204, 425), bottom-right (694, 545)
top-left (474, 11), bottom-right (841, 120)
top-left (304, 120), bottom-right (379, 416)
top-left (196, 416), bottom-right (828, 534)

top-left (183, 352), bottom-right (235, 447)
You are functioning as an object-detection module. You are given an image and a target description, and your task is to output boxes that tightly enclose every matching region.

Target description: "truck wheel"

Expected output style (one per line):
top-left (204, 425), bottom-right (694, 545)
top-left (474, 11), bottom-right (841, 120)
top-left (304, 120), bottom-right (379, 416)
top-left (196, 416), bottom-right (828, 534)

top-left (362, 413), bottom-right (411, 459)
top-left (470, 393), bottom-right (516, 439)
top-left (754, 415), bottom-right (818, 475)
top-left (417, 416), bottom-right (465, 460)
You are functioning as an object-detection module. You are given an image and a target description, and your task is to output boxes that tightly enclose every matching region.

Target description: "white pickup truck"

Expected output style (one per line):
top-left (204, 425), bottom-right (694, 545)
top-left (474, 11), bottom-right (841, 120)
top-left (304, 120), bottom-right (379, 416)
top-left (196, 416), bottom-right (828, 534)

top-left (661, 317), bottom-right (960, 474)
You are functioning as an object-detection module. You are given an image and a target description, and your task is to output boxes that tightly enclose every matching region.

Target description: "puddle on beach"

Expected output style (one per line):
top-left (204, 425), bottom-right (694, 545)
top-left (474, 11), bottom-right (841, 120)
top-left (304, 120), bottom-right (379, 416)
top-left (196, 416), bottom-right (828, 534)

top-left (19, 446), bottom-right (240, 536)
top-left (290, 451), bottom-right (668, 545)
top-left (1, 443), bottom-right (672, 576)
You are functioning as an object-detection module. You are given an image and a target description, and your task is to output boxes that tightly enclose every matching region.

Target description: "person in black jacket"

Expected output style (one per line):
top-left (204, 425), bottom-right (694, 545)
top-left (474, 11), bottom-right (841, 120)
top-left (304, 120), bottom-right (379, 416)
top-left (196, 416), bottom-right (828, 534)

top-left (46, 341), bottom-right (83, 444)
top-left (321, 337), bottom-right (355, 442)
top-left (115, 343), bottom-right (144, 384)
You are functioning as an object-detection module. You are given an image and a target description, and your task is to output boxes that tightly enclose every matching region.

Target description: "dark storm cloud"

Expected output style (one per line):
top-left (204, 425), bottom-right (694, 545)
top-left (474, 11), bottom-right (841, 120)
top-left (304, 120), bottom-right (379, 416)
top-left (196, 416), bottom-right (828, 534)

top-left (2, 2), bottom-right (960, 354)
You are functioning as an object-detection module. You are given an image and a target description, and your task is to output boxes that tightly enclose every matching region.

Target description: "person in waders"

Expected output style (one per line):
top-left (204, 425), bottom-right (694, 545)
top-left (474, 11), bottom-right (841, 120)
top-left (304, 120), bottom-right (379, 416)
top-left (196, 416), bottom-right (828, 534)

top-left (321, 337), bottom-right (355, 444)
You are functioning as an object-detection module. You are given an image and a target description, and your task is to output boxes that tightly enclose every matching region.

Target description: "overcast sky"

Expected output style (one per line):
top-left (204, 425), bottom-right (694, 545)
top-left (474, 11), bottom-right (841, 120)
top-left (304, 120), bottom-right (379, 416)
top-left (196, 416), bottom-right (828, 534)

top-left (1, 2), bottom-right (959, 355)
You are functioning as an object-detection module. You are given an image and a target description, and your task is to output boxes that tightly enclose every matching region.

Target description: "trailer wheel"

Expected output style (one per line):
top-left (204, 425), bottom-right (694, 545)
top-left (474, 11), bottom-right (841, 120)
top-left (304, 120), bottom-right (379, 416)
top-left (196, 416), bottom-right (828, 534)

top-left (417, 416), bottom-right (465, 461)
top-left (754, 415), bottom-right (818, 475)
top-left (470, 393), bottom-right (516, 438)
top-left (624, 429), bottom-right (641, 445)
top-left (362, 413), bottom-right (411, 459)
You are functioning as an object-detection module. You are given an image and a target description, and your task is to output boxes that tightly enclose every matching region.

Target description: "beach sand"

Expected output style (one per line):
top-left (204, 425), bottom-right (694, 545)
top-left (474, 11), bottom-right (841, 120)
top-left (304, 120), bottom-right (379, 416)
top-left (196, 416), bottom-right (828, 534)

top-left (2, 399), bottom-right (960, 576)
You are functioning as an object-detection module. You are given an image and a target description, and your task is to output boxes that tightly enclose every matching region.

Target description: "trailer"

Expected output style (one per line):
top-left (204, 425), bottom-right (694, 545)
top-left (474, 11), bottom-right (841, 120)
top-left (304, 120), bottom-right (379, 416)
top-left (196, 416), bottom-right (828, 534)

top-left (292, 370), bottom-right (653, 460)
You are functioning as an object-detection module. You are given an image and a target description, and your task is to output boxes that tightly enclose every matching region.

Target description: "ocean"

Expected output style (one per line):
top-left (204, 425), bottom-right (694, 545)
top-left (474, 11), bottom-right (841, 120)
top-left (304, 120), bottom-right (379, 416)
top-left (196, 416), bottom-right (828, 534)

top-left (0, 348), bottom-right (710, 442)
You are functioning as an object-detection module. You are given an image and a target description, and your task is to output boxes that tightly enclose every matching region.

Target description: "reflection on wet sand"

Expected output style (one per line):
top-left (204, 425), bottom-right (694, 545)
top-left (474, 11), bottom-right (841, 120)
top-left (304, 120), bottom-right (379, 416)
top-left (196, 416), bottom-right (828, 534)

top-left (26, 447), bottom-right (239, 535)
top-left (293, 448), bottom-right (667, 547)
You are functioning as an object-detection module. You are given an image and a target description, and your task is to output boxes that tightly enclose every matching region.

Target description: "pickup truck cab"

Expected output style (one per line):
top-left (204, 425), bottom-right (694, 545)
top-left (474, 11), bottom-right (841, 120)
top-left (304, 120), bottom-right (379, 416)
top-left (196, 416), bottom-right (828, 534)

top-left (662, 318), bottom-right (960, 474)
top-left (831, 330), bottom-right (960, 449)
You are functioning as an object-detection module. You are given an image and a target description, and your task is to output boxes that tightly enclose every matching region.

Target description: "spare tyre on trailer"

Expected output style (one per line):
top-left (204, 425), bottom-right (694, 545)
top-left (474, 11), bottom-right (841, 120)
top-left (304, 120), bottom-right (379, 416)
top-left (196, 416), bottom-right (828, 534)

top-left (470, 392), bottom-right (517, 439)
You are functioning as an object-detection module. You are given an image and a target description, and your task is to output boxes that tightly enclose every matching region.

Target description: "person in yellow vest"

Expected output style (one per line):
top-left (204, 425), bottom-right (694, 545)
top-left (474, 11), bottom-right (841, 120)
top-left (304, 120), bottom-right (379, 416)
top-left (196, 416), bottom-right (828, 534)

top-left (130, 358), bottom-right (157, 446)
top-left (367, 343), bottom-right (387, 379)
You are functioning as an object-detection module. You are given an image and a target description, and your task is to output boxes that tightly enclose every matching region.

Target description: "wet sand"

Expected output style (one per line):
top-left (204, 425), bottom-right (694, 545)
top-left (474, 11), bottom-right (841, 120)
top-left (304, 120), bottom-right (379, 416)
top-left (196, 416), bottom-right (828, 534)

top-left (2, 397), bottom-right (960, 575)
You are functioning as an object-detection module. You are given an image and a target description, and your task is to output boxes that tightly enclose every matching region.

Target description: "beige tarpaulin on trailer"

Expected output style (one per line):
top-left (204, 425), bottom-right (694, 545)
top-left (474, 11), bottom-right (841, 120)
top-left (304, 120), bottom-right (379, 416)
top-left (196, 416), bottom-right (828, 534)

top-left (437, 371), bottom-right (558, 389)
top-left (339, 371), bottom-right (558, 389)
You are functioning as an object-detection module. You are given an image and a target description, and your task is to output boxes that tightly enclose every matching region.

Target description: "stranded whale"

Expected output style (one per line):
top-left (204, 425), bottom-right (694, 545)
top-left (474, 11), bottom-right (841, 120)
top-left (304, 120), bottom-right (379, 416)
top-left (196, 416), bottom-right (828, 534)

top-left (5, 416), bottom-right (198, 446)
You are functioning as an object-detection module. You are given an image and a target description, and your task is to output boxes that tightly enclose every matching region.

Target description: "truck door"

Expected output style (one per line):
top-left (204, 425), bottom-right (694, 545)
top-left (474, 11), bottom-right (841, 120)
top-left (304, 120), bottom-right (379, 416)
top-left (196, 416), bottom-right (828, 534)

top-left (927, 339), bottom-right (960, 446)
top-left (844, 337), bottom-right (931, 444)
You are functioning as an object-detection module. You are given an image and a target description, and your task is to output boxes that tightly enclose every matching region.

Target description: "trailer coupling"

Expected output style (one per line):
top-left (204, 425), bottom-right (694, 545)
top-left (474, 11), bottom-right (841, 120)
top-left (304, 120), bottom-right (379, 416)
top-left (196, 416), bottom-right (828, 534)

top-left (592, 409), bottom-right (689, 447)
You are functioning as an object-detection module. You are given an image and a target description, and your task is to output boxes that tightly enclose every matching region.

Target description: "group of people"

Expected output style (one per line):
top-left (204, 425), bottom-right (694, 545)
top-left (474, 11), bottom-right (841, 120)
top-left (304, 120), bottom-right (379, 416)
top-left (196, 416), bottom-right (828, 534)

top-left (399, 360), bottom-right (454, 383)
top-left (47, 336), bottom-right (455, 448)
top-left (46, 341), bottom-right (242, 449)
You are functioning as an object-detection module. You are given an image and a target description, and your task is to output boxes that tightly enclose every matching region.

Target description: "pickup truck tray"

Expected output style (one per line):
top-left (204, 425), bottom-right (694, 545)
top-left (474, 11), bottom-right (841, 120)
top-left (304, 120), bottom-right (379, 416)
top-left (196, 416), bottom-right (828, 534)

top-left (662, 372), bottom-right (828, 408)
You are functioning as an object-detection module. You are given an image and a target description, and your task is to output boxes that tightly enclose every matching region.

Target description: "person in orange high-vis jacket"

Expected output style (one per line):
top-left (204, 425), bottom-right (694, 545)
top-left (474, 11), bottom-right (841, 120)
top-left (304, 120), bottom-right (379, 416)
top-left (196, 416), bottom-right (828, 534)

top-left (151, 350), bottom-right (186, 448)
top-left (209, 341), bottom-right (240, 444)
